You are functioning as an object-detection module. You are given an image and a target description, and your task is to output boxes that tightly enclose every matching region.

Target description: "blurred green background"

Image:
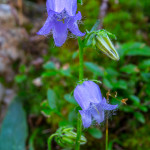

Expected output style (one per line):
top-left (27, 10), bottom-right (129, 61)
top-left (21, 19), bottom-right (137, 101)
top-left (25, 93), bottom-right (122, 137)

top-left (0, 0), bottom-right (150, 150)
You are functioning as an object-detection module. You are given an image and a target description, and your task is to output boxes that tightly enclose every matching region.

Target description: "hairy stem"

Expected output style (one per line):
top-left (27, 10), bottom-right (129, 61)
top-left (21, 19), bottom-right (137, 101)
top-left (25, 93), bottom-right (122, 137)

top-left (48, 133), bottom-right (58, 150)
top-left (106, 116), bottom-right (108, 150)
top-left (79, 38), bottom-right (84, 81)
top-left (106, 97), bottom-right (109, 150)
top-left (75, 37), bottom-right (84, 150)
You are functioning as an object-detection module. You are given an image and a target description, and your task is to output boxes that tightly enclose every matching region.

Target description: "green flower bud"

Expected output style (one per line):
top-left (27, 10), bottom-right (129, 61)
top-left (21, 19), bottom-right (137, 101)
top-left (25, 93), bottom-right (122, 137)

top-left (54, 127), bottom-right (87, 148)
top-left (84, 29), bottom-right (119, 61)
top-left (62, 136), bottom-right (75, 144)
top-left (95, 34), bottom-right (119, 61)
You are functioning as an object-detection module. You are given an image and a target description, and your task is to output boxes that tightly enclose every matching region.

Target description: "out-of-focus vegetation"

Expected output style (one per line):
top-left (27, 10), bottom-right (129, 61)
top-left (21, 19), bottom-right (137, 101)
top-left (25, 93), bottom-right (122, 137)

top-left (0, 0), bottom-right (150, 150)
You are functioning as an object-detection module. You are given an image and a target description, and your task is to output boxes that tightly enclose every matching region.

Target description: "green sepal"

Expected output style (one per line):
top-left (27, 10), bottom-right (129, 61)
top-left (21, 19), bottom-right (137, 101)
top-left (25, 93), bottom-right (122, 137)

top-left (77, 0), bottom-right (83, 5)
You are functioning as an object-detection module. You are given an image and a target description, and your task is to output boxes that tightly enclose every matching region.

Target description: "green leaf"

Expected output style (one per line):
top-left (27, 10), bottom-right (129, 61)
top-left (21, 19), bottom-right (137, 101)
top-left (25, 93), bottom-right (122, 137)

top-left (72, 51), bottom-right (79, 59)
top-left (84, 62), bottom-right (104, 76)
top-left (41, 100), bottom-right (52, 117)
top-left (134, 112), bottom-right (145, 124)
top-left (139, 106), bottom-right (148, 112)
top-left (41, 71), bottom-right (58, 77)
top-left (108, 139), bottom-right (122, 150)
top-left (103, 78), bottom-right (113, 89)
top-left (141, 72), bottom-right (150, 82)
top-left (68, 110), bottom-right (77, 124)
top-left (64, 94), bottom-right (77, 105)
top-left (129, 95), bottom-right (140, 104)
top-left (88, 128), bottom-right (103, 139)
top-left (106, 30), bottom-right (117, 40)
top-left (60, 68), bottom-right (71, 77)
top-left (19, 65), bottom-right (26, 73)
top-left (121, 105), bottom-right (134, 113)
top-left (0, 99), bottom-right (28, 150)
top-left (15, 74), bottom-right (27, 83)
top-left (47, 89), bottom-right (57, 109)
top-left (106, 68), bottom-right (119, 77)
top-left (139, 59), bottom-right (150, 69)
top-left (126, 43), bottom-right (150, 56)
top-left (113, 80), bottom-right (128, 89)
top-left (43, 62), bottom-right (56, 70)
top-left (120, 64), bottom-right (138, 74)
top-left (90, 20), bottom-right (100, 32)
top-left (85, 33), bottom-right (95, 47)
top-left (29, 129), bottom-right (39, 150)
top-left (77, 0), bottom-right (83, 5)
top-left (119, 42), bottom-right (150, 57)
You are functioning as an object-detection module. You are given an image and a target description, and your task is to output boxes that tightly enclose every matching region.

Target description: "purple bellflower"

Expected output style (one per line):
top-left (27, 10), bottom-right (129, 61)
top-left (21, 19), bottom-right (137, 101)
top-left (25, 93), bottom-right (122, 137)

top-left (37, 0), bottom-right (85, 47)
top-left (74, 81), bottom-right (118, 128)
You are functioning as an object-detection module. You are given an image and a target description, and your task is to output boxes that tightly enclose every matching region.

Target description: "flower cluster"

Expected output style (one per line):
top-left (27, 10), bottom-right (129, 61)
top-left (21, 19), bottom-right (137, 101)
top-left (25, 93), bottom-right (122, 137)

top-left (74, 81), bottom-right (118, 128)
top-left (37, 0), bottom-right (85, 47)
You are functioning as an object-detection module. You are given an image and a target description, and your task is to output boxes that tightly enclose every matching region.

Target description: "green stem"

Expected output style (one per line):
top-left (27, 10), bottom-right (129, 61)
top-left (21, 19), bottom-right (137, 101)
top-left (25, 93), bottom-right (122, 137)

top-left (75, 37), bottom-right (84, 150)
top-left (78, 38), bottom-right (84, 80)
top-left (106, 117), bottom-right (108, 150)
top-left (48, 133), bottom-right (58, 150)
top-left (106, 97), bottom-right (109, 150)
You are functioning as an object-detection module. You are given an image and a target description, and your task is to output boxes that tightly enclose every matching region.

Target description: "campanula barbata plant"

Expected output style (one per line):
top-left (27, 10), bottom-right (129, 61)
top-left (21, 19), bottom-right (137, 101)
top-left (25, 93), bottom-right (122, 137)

top-left (38, 0), bottom-right (120, 150)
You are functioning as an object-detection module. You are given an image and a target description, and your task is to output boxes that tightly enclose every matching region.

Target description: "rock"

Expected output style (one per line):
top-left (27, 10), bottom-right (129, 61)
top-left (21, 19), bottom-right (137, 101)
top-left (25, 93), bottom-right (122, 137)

top-left (31, 57), bottom-right (44, 68)
top-left (0, 4), bottom-right (28, 81)
top-left (32, 77), bottom-right (42, 87)
top-left (4, 89), bottom-right (16, 105)
top-left (0, 28), bottom-right (28, 75)
top-left (0, 4), bottom-right (18, 27)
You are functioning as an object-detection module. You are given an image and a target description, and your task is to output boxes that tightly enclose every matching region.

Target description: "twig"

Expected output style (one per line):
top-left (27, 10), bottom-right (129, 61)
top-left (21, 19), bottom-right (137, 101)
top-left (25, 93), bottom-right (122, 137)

top-left (98, 0), bottom-right (109, 29)
top-left (18, 0), bottom-right (23, 25)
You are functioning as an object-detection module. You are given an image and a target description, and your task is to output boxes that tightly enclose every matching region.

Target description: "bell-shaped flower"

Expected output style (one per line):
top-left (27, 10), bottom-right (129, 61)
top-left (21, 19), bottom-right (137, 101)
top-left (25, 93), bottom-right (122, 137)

top-left (74, 81), bottom-right (118, 128)
top-left (37, 0), bottom-right (85, 47)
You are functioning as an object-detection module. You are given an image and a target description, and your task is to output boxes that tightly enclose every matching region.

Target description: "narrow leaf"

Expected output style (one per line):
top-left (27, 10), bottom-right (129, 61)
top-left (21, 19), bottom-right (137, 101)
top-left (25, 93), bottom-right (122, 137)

top-left (47, 89), bottom-right (57, 109)
top-left (88, 128), bottom-right (103, 139)
top-left (64, 94), bottom-right (78, 105)
top-left (134, 112), bottom-right (145, 124)
top-left (0, 99), bottom-right (28, 150)
top-left (84, 62), bottom-right (104, 76)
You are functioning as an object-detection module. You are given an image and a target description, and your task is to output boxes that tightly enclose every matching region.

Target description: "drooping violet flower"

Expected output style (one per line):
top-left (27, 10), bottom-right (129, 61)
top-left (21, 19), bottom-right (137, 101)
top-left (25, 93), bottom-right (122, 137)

top-left (74, 81), bottom-right (118, 128)
top-left (37, 0), bottom-right (85, 47)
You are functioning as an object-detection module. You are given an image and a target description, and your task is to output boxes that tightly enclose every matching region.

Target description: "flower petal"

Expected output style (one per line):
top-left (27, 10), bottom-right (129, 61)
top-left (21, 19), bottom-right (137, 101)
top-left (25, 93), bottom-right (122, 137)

top-left (46, 0), bottom-right (65, 14)
top-left (65, 0), bottom-right (77, 16)
top-left (83, 81), bottom-right (103, 102)
top-left (46, 0), bottom-right (77, 16)
top-left (91, 104), bottom-right (104, 124)
top-left (53, 20), bottom-right (68, 47)
top-left (74, 85), bottom-right (91, 110)
top-left (74, 81), bottom-right (103, 110)
top-left (37, 15), bottom-right (53, 35)
top-left (79, 110), bottom-right (92, 128)
top-left (101, 98), bottom-right (118, 110)
top-left (68, 12), bottom-right (85, 36)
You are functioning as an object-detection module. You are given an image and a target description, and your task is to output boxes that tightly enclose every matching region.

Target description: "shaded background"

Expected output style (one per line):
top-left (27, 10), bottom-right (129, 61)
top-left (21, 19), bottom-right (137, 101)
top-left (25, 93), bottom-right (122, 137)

top-left (0, 0), bottom-right (150, 150)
